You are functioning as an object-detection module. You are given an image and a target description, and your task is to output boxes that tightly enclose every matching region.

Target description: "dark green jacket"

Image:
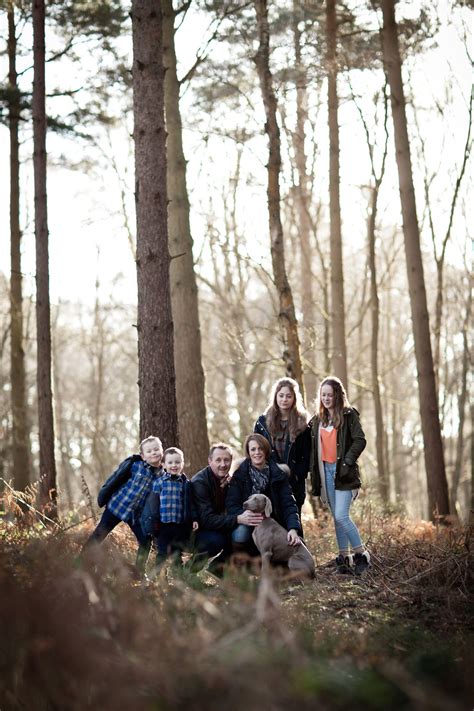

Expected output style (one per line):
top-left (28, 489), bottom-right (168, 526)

top-left (310, 408), bottom-right (366, 493)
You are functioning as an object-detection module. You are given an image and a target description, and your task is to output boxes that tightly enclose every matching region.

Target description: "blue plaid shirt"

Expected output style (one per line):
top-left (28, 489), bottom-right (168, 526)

top-left (152, 472), bottom-right (186, 523)
top-left (108, 461), bottom-right (163, 523)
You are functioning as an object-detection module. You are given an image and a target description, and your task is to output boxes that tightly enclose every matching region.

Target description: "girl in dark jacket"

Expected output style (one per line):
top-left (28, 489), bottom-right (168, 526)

top-left (254, 377), bottom-right (310, 515)
top-left (226, 433), bottom-right (301, 553)
top-left (310, 376), bottom-right (369, 576)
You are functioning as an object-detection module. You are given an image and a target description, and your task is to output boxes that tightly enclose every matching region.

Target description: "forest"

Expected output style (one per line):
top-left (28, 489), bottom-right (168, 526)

top-left (0, 0), bottom-right (472, 709)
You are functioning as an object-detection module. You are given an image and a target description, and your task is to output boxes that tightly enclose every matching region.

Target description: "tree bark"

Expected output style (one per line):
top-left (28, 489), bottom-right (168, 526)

top-left (355, 83), bottom-right (390, 504)
top-left (434, 98), bottom-right (472, 388)
top-left (417, 90), bottom-right (472, 390)
top-left (132, 0), bottom-right (178, 448)
top-left (91, 281), bottom-right (107, 480)
top-left (291, 2), bottom-right (316, 401)
top-left (470, 400), bottom-right (474, 525)
top-left (450, 288), bottom-right (471, 517)
top-left (162, 0), bottom-right (209, 472)
top-left (254, 0), bottom-right (304, 396)
top-left (326, 0), bottom-right (348, 385)
top-left (51, 309), bottom-right (74, 511)
top-left (33, 0), bottom-right (57, 517)
top-left (367, 187), bottom-right (389, 503)
top-left (8, 4), bottom-right (31, 492)
top-left (381, 0), bottom-right (449, 518)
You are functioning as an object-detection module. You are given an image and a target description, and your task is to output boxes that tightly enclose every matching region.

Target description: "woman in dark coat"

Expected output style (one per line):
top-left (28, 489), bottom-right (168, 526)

top-left (310, 376), bottom-right (369, 576)
top-left (226, 433), bottom-right (301, 553)
top-left (254, 377), bottom-right (310, 516)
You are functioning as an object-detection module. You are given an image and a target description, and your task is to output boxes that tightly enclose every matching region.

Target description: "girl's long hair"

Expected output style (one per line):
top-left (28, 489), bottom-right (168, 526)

top-left (265, 377), bottom-right (308, 442)
top-left (318, 376), bottom-right (350, 429)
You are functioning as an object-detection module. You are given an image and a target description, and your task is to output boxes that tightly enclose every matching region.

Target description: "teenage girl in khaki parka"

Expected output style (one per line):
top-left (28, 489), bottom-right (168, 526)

top-left (310, 376), bottom-right (370, 575)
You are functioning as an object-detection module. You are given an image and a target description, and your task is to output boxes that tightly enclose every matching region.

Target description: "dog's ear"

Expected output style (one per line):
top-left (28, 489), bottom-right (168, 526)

top-left (264, 496), bottom-right (272, 517)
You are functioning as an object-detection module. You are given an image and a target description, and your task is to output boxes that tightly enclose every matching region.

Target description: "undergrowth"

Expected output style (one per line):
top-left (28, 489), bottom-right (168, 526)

top-left (0, 506), bottom-right (472, 711)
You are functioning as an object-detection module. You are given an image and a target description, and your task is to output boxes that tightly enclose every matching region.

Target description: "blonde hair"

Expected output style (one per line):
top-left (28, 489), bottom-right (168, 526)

top-left (265, 377), bottom-right (308, 442)
top-left (139, 436), bottom-right (163, 454)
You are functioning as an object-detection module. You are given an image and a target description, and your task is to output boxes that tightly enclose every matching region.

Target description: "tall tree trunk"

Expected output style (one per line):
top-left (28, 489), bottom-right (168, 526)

top-left (222, 151), bottom-right (251, 443)
top-left (132, 0), bottom-right (178, 448)
top-left (450, 289), bottom-right (471, 517)
top-left (162, 0), bottom-right (209, 472)
top-left (427, 94), bottom-right (472, 388)
top-left (326, 0), bottom-right (348, 385)
top-left (354, 84), bottom-right (390, 504)
top-left (51, 308), bottom-right (74, 511)
top-left (367, 187), bottom-right (389, 503)
top-left (291, 2), bottom-right (316, 402)
top-left (8, 3), bottom-right (30, 492)
top-left (91, 277), bottom-right (107, 480)
top-left (33, 0), bottom-right (57, 518)
top-left (470, 400), bottom-right (474, 525)
top-left (254, 0), bottom-right (304, 395)
top-left (381, 0), bottom-right (449, 518)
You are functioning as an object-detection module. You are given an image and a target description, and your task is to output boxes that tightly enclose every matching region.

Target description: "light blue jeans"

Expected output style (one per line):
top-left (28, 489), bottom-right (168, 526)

top-left (324, 462), bottom-right (362, 553)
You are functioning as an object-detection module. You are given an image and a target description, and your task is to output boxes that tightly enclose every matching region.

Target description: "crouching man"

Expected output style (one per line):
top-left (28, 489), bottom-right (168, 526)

top-left (191, 442), bottom-right (262, 572)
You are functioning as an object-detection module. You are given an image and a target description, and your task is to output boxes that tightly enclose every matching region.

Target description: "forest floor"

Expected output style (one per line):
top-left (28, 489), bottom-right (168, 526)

top-left (0, 504), bottom-right (472, 711)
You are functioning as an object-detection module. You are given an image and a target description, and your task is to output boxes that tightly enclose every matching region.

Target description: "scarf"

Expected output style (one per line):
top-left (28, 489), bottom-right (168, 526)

top-left (249, 463), bottom-right (270, 494)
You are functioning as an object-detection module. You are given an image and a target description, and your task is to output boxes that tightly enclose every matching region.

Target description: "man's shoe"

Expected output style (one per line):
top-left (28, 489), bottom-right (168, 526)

top-left (353, 551), bottom-right (370, 576)
top-left (335, 554), bottom-right (353, 575)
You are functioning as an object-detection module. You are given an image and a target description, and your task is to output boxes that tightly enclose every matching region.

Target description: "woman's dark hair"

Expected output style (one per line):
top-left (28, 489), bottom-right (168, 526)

top-left (265, 377), bottom-right (308, 442)
top-left (318, 376), bottom-right (350, 429)
top-left (243, 433), bottom-right (271, 461)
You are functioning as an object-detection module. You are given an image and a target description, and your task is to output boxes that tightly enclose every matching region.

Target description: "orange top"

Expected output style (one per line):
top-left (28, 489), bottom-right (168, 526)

top-left (321, 427), bottom-right (337, 463)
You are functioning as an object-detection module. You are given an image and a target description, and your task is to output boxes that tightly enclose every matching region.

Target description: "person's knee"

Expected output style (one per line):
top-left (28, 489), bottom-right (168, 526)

top-left (334, 513), bottom-right (351, 530)
top-left (196, 531), bottom-right (227, 557)
top-left (231, 524), bottom-right (253, 544)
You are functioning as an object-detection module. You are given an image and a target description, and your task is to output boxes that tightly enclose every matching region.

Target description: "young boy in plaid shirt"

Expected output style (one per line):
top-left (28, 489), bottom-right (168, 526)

top-left (141, 447), bottom-right (198, 565)
top-left (83, 436), bottom-right (164, 572)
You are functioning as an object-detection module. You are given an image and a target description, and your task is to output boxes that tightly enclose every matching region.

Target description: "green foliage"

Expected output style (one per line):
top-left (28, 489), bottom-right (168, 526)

top-left (0, 85), bottom-right (30, 127)
top-left (291, 662), bottom-right (409, 710)
top-left (48, 0), bottom-right (128, 40)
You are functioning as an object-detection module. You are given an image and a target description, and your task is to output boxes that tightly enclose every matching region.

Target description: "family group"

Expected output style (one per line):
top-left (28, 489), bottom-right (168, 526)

top-left (83, 376), bottom-right (370, 577)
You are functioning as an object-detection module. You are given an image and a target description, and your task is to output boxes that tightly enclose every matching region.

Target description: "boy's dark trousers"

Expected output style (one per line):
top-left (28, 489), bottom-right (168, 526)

top-left (83, 507), bottom-right (151, 573)
top-left (154, 522), bottom-right (190, 564)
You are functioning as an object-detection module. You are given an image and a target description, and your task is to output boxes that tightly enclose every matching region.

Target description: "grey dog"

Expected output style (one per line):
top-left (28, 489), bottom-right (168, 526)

top-left (243, 494), bottom-right (315, 578)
